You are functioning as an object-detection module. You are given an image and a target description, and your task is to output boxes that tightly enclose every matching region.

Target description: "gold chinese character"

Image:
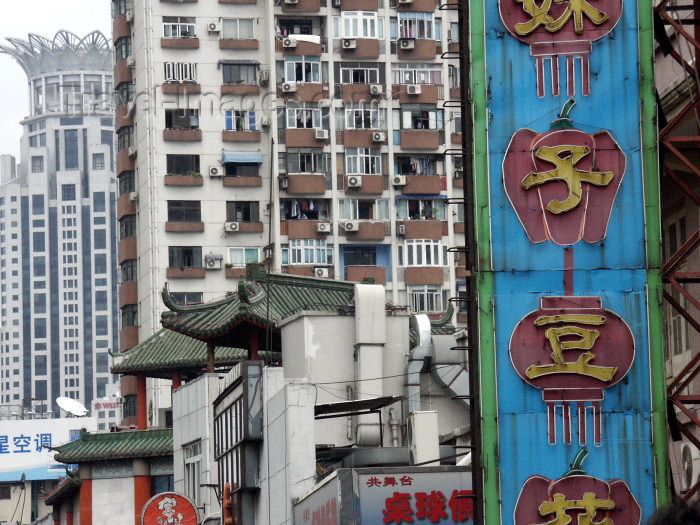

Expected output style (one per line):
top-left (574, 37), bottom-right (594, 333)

top-left (515, 0), bottom-right (610, 36)
top-left (525, 314), bottom-right (618, 382)
top-left (536, 492), bottom-right (615, 525)
top-left (521, 145), bottom-right (614, 214)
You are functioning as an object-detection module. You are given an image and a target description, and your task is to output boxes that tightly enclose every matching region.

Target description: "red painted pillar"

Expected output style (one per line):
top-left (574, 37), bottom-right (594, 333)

top-left (133, 461), bottom-right (151, 525)
top-left (66, 509), bottom-right (74, 525)
top-left (172, 372), bottom-right (181, 390)
top-left (79, 479), bottom-right (92, 525)
top-left (136, 374), bottom-right (147, 430)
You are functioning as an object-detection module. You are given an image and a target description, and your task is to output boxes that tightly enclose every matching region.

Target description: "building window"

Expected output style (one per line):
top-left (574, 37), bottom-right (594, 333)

top-left (117, 126), bottom-right (133, 150)
top-left (398, 239), bottom-right (447, 266)
top-left (168, 201), bottom-right (201, 222)
top-left (120, 259), bottom-right (137, 282)
top-left (0, 486), bottom-right (10, 500)
top-left (32, 194), bottom-right (45, 214)
top-left (164, 62), bottom-right (197, 83)
top-left (119, 171), bottom-right (136, 194)
top-left (165, 109), bottom-right (199, 130)
top-left (453, 112), bottom-right (462, 134)
top-left (397, 199), bottom-right (446, 220)
top-left (665, 214), bottom-right (689, 357)
top-left (396, 106), bottom-right (444, 130)
top-left (222, 19), bottom-right (255, 39)
top-left (345, 148), bottom-right (382, 175)
top-left (289, 239), bottom-right (332, 265)
top-left (112, 0), bottom-right (131, 17)
top-left (222, 63), bottom-right (257, 85)
top-left (184, 441), bottom-right (202, 505)
top-left (226, 201), bottom-right (259, 222)
top-left (343, 245), bottom-right (377, 267)
top-left (168, 246), bottom-right (202, 268)
top-left (224, 163), bottom-right (258, 177)
top-left (64, 129), bottom-right (79, 170)
top-left (170, 292), bottom-right (203, 306)
top-left (338, 199), bottom-right (390, 220)
top-left (391, 63), bottom-right (442, 85)
top-left (33, 231), bottom-right (45, 252)
top-left (123, 394), bottom-right (137, 418)
top-left (280, 150), bottom-right (330, 174)
top-left (29, 134), bottom-right (46, 147)
top-left (394, 155), bottom-right (440, 176)
top-left (114, 37), bottom-right (132, 61)
top-left (121, 304), bottom-right (138, 328)
top-left (281, 199), bottom-right (330, 220)
top-left (119, 215), bottom-right (136, 239)
top-left (225, 111), bottom-right (257, 131)
top-left (95, 291), bottom-right (108, 311)
top-left (93, 192), bottom-right (106, 212)
top-left (341, 12), bottom-right (380, 38)
top-left (163, 16), bottom-right (196, 38)
top-left (95, 254), bottom-right (107, 274)
top-left (395, 12), bottom-right (437, 40)
top-left (286, 103), bottom-right (321, 129)
top-left (167, 155), bottom-right (200, 176)
top-left (408, 285), bottom-right (443, 313)
top-left (228, 247), bottom-right (259, 267)
top-left (31, 156), bottom-right (44, 173)
top-left (115, 81), bottom-right (135, 105)
top-left (34, 257), bottom-right (46, 277)
top-left (339, 66), bottom-right (379, 84)
top-left (343, 103), bottom-right (384, 130)
top-left (92, 153), bottom-right (105, 171)
top-left (284, 57), bottom-right (321, 83)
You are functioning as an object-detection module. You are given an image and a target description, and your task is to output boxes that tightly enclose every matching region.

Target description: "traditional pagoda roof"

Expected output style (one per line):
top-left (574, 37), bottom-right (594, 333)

top-left (110, 328), bottom-right (280, 379)
top-left (52, 428), bottom-right (172, 464)
top-left (44, 474), bottom-right (81, 505)
top-left (160, 266), bottom-right (363, 347)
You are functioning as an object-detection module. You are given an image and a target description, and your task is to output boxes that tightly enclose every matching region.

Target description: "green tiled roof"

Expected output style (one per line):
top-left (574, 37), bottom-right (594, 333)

top-left (52, 428), bottom-right (173, 463)
top-left (110, 328), bottom-right (264, 379)
top-left (45, 475), bottom-right (81, 505)
top-left (160, 266), bottom-right (359, 345)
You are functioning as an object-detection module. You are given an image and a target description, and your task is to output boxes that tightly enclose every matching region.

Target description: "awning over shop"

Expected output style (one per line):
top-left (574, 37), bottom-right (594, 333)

top-left (222, 151), bottom-right (263, 164)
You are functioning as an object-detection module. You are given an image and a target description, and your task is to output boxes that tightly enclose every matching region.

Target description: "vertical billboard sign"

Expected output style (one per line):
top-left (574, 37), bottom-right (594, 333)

top-left (471, 0), bottom-right (668, 523)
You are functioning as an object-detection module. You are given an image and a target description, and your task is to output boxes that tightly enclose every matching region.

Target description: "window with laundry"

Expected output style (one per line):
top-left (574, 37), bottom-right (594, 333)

top-left (394, 106), bottom-right (444, 130)
top-left (281, 199), bottom-right (330, 221)
top-left (394, 154), bottom-right (441, 176)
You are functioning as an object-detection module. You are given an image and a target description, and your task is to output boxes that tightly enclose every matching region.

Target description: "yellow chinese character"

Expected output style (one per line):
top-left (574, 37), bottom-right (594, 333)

top-left (525, 314), bottom-right (618, 382)
top-left (521, 145), bottom-right (614, 214)
top-left (536, 492), bottom-right (615, 525)
top-left (515, 0), bottom-right (610, 36)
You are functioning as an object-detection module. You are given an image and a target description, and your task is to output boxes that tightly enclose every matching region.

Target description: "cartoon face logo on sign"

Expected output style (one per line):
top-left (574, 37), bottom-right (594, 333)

top-left (141, 493), bottom-right (198, 525)
top-left (503, 100), bottom-right (626, 246)
top-left (509, 296), bottom-right (635, 445)
top-left (498, 0), bottom-right (623, 97)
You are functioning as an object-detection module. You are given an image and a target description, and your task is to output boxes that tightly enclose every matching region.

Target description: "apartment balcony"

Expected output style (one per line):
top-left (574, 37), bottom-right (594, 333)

top-left (166, 267), bottom-right (207, 279)
top-left (342, 129), bottom-right (385, 148)
top-left (165, 221), bottom-right (205, 233)
top-left (280, 0), bottom-right (321, 12)
top-left (284, 128), bottom-right (327, 148)
top-left (396, 0), bottom-right (435, 11)
top-left (278, 83), bottom-right (326, 102)
top-left (397, 38), bottom-right (437, 59)
top-left (223, 176), bottom-right (263, 187)
top-left (222, 130), bottom-right (261, 143)
top-left (400, 219), bottom-right (444, 240)
top-left (340, 38), bottom-right (380, 59)
top-left (114, 58), bottom-right (132, 86)
top-left (163, 128), bottom-right (202, 141)
top-left (220, 0), bottom-right (256, 3)
top-left (286, 220), bottom-right (330, 239)
top-left (343, 174), bottom-right (384, 195)
top-left (115, 105), bottom-right (133, 133)
top-left (454, 222), bottom-right (465, 233)
top-left (453, 172), bottom-right (464, 188)
top-left (448, 41), bottom-right (459, 54)
top-left (451, 132), bottom-right (462, 145)
top-left (276, 39), bottom-right (323, 57)
top-left (220, 39), bottom-right (259, 50)
top-left (224, 221), bottom-right (264, 233)
top-left (225, 266), bottom-right (248, 279)
top-left (285, 265), bottom-right (334, 278)
top-left (117, 148), bottom-right (135, 172)
top-left (400, 129), bottom-right (440, 150)
top-left (119, 281), bottom-right (138, 308)
top-left (405, 266), bottom-right (444, 286)
top-left (113, 14), bottom-right (131, 40)
top-left (340, 0), bottom-right (377, 9)
top-left (161, 37), bottom-right (200, 49)
top-left (118, 237), bottom-right (137, 263)
top-left (449, 87), bottom-right (461, 99)
top-left (164, 175), bottom-right (204, 186)
top-left (401, 175), bottom-right (442, 194)
top-left (162, 82), bottom-right (202, 95)
top-left (343, 220), bottom-right (386, 240)
top-left (284, 173), bottom-right (327, 194)
top-left (394, 84), bottom-right (440, 104)
top-left (338, 83), bottom-right (385, 103)
top-left (117, 192), bottom-right (136, 220)
top-left (221, 83), bottom-right (260, 96)
top-left (120, 326), bottom-right (139, 352)
top-left (346, 265), bottom-right (386, 285)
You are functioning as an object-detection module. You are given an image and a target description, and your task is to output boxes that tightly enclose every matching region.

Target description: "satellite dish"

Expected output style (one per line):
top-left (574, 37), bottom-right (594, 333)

top-left (56, 397), bottom-right (89, 417)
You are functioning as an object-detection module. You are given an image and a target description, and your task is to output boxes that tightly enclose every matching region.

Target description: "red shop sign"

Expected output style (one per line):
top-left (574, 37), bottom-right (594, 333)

top-left (141, 492), bottom-right (199, 525)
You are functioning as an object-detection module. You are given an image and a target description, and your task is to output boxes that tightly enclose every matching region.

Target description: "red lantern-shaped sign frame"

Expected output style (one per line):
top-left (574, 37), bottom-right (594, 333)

top-left (141, 492), bottom-right (199, 525)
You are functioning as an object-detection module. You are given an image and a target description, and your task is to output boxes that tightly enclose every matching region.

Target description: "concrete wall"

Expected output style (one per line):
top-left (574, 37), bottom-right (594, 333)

top-left (92, 477), bottom-right (134, 524)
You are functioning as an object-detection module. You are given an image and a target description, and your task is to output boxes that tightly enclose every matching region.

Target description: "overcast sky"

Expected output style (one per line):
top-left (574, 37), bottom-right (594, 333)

top-left (0, 1), bottom-right (111, 161)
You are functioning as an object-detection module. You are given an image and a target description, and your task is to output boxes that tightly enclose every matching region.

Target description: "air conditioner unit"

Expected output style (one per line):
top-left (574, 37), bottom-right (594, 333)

top-left (681, 443), bottom-right (700, 491)
top-left (397, 223), bottom-right (406, 235)
top-left (371, 131), bottom-right (386, 143)
top-left (127, 146), bottom-right (136, 157)
top-left (279, 175), bottom-right (289, 189)
top-left (369, 84), bottom-right (384, 96)
top-left (260, 116), bottom-right (271, 128)
top-left (224, 222), bottom-right (240, 232)
top-left (316, 222), bottom-right (331, 233)
top-left (454, 169), bottom-right (463, 179)
top-left (204, 254), bottom-right (224, 270)
top-left (282, 37), bottom-right (297, 48)
top-left (259, 70), bottom-right (270, 86)
top-left (406, 84), bottom-right (422, 95)
top-left (126, 56), bottom-right (135, 68)
top-left (407, 411), bottom-right (440, 466)
top-left (281, 82), bottom-right (297, 93)
top-left (284, 0), bottom-right (299, 4)
top-left (392, 175), bottom-right (407, 186)
top-left (342, 38), bottom-right (357, 49)
top-left (208, 22), bottom-right (221, 33)
top-left (315, 129), bottom-right (329, 140)
top-left (344, 220), bottom-right (359, 232)
top-left (128, 191), bottom-right (139, 203)
top-left (209, 166), bottom-right (222, 177)
top-left (314, 267), bottom-right (329, 278)
top-left (125, 10), bottom-right (134, 23)
top-left (399, 38), bottom-right (416, 50)
top-left (398, 0), bottom-right (413, 4)
top-left (347, 175), bottom-right (362, 188)
top-left (447, 29), bottom-right (453, 42)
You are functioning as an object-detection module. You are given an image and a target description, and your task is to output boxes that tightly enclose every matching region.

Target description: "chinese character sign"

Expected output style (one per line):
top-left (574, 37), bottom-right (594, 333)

top-left (498, 0), bottom-right (623, 96)
top-left (514, 475), bottom-right (641, 525)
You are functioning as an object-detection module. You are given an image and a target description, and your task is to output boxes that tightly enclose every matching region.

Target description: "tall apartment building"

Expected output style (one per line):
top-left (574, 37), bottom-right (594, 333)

top-left (112, 0), bottom-right (464, 425)
top-left (0, 32), bottom-right (120, 419)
